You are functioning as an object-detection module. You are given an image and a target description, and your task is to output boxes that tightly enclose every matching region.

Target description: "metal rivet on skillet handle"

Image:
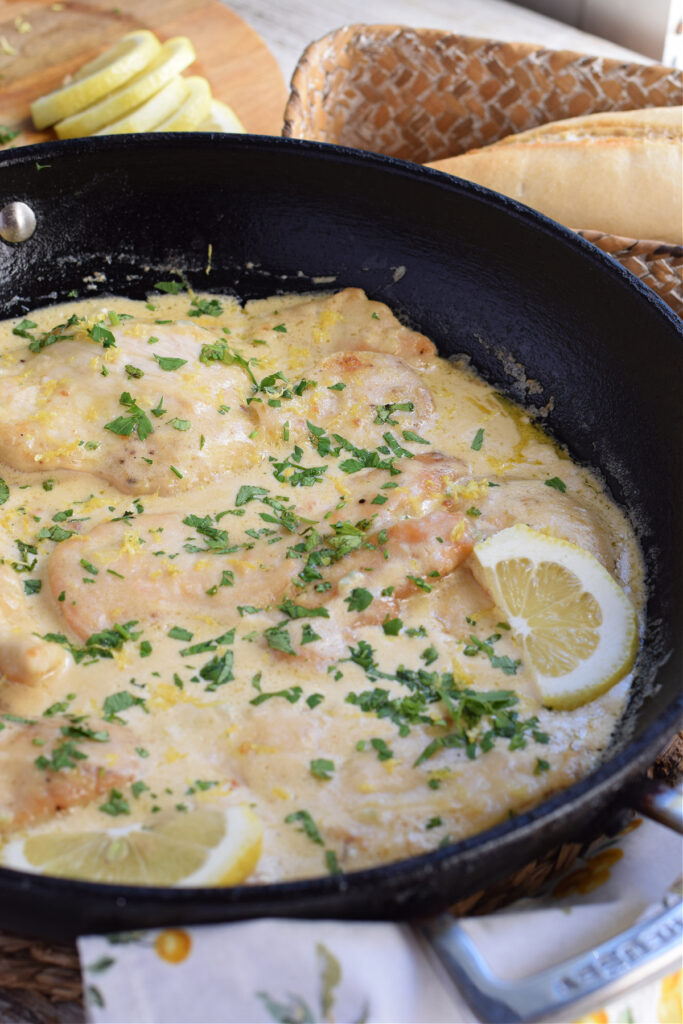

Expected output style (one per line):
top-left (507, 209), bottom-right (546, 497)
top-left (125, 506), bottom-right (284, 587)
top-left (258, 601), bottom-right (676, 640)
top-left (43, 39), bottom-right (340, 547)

top-left (0, 201), bottom-right (36, 243)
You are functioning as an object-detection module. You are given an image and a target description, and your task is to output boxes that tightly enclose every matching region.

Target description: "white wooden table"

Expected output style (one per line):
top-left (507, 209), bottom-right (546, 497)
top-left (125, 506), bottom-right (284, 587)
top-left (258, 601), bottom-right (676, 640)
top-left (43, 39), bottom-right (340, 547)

top-left (224, 0), bottom-right (649, 89)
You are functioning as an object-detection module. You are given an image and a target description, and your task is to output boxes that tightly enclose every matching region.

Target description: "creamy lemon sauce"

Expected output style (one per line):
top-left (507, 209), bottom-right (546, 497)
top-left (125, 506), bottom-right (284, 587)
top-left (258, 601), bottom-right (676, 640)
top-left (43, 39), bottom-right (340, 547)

top-left (0, 287), bottom-right (644, 883)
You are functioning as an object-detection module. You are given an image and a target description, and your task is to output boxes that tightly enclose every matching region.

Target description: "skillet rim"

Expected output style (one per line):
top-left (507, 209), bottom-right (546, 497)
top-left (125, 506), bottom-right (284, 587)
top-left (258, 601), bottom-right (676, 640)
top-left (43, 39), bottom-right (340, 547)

top-left (0, 133), bottom-right (680, 923)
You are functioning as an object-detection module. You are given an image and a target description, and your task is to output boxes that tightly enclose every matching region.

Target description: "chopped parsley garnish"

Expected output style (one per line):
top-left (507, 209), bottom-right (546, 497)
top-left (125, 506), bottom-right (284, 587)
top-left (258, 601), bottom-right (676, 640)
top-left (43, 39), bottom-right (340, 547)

top-left (270, 447), bottom-right (327, 488)
top-left (0, 125), bottom-right (19, 144)
top-left (168, 626), bottom-right (194, 641)
top-left (421, 645), bottom-right (438, 665)
top-left (99, 789), bottom-right (131, 816)
top-left (182, 513), bottom-right (234, 554)
top-left (407, 574), bottom-right (432, 593)
top-left (278, 598), bottom-right (329, 620)
top-left (199, 339), bottom-right (257, 385)
top-left (88, 322), bottom-right (116, 348)
top-left (250, 685), bottom-right (302, 706)
top-left (40, 621), bottom-right (141, 665)
top-left (370, 737), bottom-right (393, 761)
top-left (35, 740), bottom-right (87, 772)
top-left (325, 849), bottom-right (342, 875)
top-left (306, 422), bottom-right (400, 476)
top-left (343, 640), bottom-right (539, 759)
top-left (402, 429), bottom-right (429, 444)
top-left (284, 809), bottom-right (323, 845)
top-left (102, 691), bottom-right (147, 722)
top-left (374, 401), bottom-right (413, 426)
top-left (0, 478), bottom-right (8, 506)
top-left (471, 428), bottom-right (485, 451)
top-left (534, 758), bottom-right (551, 774)
top-left (23, 578), bottom-right (41, 595)
top-left (235, 484), bottom-right (269, 506)
top-left (154, 281), bottom-right (184, 294)
top-left (545, 476), bottom-right (567, 493)
top-left (462, 633), bottom-right (522, 675)
top-left (264, 622), bottom-right (295, 655)
top-left (42, 695), bottom-right (75, 717)
top-left (199, 650), bottom-right (235, 690)
top-left (12, 318), bottom-right (37, 339)
top-left (310, 758), bottom-right (334, 780)
top-left (153, 354), bottom-right (187, 371)
top-left (190, 296), bottom-right (223, 317)
top-left (104, 392), bottom-right (153, 441)
top-left (344, 587), bottom-right (373, 613)
top-left (301, 623), bottom-right (321, 644)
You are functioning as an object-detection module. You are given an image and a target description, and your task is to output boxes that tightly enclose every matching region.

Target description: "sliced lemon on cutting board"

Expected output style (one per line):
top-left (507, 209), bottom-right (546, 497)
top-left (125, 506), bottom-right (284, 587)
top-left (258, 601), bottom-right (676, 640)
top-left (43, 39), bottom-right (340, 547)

top-left (471, 524), bottom-right (638, 710)
top-left (54, 37), bottom-right (196, 140)
top-left (153, 76), bottom-right (212, 131)
top-left (95, 75), bottom-right (190, 135)
top-left (31, 30), bottom-right (161, 130)
top-left (1, 805), bottom-right (262, 886)
top-left (197, 98), bottom-right (245, 133)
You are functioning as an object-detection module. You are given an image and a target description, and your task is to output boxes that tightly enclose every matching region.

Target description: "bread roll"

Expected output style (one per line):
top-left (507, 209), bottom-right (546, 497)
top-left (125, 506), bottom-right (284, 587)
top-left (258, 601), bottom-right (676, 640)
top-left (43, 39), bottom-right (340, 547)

top-left (428, 106), bottom-right (683, 244)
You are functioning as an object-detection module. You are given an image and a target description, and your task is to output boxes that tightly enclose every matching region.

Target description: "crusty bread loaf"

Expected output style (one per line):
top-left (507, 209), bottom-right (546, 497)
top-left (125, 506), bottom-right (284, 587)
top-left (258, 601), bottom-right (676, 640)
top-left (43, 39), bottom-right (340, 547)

top-left (427, 107), bottom-right (683, 244)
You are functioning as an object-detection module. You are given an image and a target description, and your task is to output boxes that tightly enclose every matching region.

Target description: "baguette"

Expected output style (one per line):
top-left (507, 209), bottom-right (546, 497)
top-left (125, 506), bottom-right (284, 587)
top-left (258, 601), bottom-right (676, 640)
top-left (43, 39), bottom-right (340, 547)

top-left (427, 107), bottom-right (683, 244)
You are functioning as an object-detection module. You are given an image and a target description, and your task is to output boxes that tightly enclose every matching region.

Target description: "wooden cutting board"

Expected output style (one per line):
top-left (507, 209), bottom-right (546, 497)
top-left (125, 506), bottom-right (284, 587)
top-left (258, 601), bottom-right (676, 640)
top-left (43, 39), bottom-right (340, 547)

top-left (0, 0), bottom-right (288, 145)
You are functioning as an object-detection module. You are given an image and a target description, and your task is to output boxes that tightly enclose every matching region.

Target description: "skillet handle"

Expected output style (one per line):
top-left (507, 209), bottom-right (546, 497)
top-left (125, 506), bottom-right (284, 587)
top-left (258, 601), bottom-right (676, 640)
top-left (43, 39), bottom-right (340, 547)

top-left (422, 779), bottom-right (683, 1023)
top-left (631, 776), bottom-right (683, 834)
top-left (422, 895), bottom-right (683, 1024)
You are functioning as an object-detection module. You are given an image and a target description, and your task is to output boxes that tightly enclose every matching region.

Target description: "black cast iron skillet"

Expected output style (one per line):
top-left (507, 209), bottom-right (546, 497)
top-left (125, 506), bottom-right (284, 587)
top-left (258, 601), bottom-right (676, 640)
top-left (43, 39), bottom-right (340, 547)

top-left (0, 135), bottom-right (680, 941)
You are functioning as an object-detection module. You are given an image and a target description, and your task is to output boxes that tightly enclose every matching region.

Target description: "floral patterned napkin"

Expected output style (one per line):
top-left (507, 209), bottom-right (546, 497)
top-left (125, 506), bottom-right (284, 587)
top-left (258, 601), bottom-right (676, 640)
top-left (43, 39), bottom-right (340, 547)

top-left (78, 814), bottom-right (682, 1024)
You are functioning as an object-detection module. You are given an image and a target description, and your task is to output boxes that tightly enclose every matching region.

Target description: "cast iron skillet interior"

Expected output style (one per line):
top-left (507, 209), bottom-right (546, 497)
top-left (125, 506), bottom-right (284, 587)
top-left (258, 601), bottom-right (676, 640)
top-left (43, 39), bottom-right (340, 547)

top-left (0, 135), bottom-right (680, 940)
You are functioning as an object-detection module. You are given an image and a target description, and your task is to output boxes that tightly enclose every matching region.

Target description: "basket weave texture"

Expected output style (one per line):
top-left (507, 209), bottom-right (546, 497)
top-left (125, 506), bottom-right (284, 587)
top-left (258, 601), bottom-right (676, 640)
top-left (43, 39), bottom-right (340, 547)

top-left (284, 26), bottom-right (683, 317)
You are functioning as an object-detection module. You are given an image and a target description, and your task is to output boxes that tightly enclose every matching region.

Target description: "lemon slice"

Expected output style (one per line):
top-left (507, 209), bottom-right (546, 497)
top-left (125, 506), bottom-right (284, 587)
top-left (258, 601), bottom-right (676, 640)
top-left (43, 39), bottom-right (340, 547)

top-left (1, 805), bottom-right (262, 886)
top-left (153, 76), bottom-right (212, 131)
top-left (197, 98), bottom-right (245, 134)
top-left (95, 75), bottom-right (190, 135)
top-left (31, 30), bottom-right (161, 130)
top-left (54, 37), bottom-right (196, 140)
top-left (471, 524), bottom-right (638, 710)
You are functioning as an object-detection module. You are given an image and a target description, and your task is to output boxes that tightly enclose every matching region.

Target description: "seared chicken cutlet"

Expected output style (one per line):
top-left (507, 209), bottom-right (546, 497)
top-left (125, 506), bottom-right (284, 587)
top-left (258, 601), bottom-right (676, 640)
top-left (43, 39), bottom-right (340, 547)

top-left (0, 318), bottom-right (257, 494)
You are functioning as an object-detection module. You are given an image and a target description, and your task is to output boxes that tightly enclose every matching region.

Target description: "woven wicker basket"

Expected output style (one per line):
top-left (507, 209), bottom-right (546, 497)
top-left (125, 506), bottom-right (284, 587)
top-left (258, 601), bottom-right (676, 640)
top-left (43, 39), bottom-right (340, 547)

top-left (284, 26), bottom-right (683, 317)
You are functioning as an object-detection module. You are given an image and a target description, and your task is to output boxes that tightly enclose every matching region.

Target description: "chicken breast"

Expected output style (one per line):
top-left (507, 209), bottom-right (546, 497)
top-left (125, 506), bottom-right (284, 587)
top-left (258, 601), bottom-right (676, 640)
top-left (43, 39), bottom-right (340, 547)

top-left (47, 455), bottom-right (471, 639)
top-left (0, 317), bottom-right (258, 495)
top-left (0, 718), bottom-right (137, 835)
top-left (0, 567), bottom-right (69, 686)
top-left (253, 349), bottom-right (436, 448)
top-left (246, 288), bottom-right (437, 363)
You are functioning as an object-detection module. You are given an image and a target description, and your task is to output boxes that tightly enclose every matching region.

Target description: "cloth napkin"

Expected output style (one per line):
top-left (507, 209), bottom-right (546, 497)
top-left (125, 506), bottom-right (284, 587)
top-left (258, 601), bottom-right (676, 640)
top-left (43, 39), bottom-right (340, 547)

top-left (78, 814), bottom-right (682, 1024)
